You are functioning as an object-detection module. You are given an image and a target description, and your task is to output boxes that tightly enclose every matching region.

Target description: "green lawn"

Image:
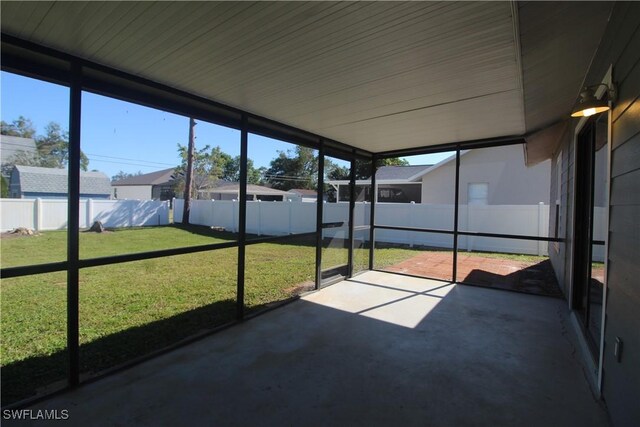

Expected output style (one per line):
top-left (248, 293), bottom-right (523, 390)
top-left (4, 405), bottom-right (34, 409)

top-left (0, 225), bottom-right (411, 404)
top-left (1, 225), bottom-right (553, 404)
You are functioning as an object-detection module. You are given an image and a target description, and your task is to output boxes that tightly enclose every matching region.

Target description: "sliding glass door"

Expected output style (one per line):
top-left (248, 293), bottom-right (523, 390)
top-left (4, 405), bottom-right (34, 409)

top-left (573, 114), bottom-right (608, 356)
top-left (320, 151), bottom-right (353, 285)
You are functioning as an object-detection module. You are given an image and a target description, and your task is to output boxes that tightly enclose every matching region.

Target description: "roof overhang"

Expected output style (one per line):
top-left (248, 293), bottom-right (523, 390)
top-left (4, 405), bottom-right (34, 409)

top-left (0, 2), bottom-right (613, 158)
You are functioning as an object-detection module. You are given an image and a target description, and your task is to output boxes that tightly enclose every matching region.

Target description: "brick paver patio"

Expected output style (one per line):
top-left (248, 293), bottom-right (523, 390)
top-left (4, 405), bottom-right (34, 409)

top-left (384, 252), bottom-right (563, 297)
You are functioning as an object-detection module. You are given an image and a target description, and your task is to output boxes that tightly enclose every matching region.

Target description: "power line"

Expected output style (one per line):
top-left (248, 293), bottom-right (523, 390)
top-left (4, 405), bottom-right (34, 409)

top-left (2, 141), bottom-right (175, 164)
top-left (86, 158), bottom-right (170, 169)
top-left (84, 153), bottom-right (175, 167)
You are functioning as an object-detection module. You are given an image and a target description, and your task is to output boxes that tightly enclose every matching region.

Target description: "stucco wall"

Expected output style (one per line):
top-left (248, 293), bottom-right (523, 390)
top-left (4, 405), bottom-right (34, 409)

top-left (421, 144), bottom-right (551, 205)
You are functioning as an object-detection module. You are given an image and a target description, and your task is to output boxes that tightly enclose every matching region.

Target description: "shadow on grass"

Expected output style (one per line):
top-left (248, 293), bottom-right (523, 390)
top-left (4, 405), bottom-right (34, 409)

top-left (1, 228), bottom-right (346, 406)
top-left (1, 298), bottom-right (237, 406)
top-left (165, 223), bottom-right (240, 241)
top-left (153, 224), bottom-right (317, 246)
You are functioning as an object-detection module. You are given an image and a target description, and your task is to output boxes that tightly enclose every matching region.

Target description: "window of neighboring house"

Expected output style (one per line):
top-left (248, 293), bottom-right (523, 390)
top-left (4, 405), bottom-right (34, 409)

top-left (467, 183), bottom-right (488, 205)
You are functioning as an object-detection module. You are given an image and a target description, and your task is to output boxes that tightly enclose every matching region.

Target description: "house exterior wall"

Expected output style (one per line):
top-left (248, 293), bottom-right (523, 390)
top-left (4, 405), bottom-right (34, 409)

top-left (20, 192), bottom-right (110, 200)
top-left (589, 3), bottom-right (640, 425)
top-left (337, 183), bottom-right (421, 203)
top-left (421, 144), bottom-right (551, 205)
top-left (112, 185), bottom-right (152, 200)
top-left (151, 183), bottom-right (175, 201)
top-left (8, 169), bottom-right (20, 198)
top-left (550, 4), bottom-right (640, 424)
top-left (206, 192), bottom-right (234, 201)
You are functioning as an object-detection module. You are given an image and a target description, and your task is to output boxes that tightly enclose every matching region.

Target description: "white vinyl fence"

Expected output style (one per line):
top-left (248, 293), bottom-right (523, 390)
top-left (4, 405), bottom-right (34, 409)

top-left (174, 199), bottom-right (554, 256)
top-left (174, 199), bottom-right (318, 235)
top-left (2, 197), bottom-right (604, 260)
top-left (376, 203), bottom-right (550, 255)
top-left (0, 198), bottom-right (170, 231)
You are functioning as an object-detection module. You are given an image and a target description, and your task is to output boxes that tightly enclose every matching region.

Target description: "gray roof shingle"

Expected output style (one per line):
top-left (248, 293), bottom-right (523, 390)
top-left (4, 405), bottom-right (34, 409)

top-left (13, 165), bottom-right (111, 196)
top-left (376, 165), bottom-right (432, 181)
top-left (111, 168), bottom-right (176, 186)
top-left (201, 182), bottom-right (292, 195)
top-left (1, 135), bottom-right (37, 165)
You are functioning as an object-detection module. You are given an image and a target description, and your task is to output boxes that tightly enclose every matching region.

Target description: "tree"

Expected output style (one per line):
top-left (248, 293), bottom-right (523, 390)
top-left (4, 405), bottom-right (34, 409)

top-left (264, 146), bottom-right (318, 191)
top-left (222, 156), bottom-right (263, 184)
top-left (174, 145), bottom-right (228, 199)
top-left (210, 146), bottom-right (233, 180)
top-left (1, 176), bottom-right (8, 198)
top-left (355, 157), bottom-right (409, 179)
top-left (1, 117), bottom-right (89, 171)
top-left (111, 170), bottom-right (143, 182)
top-left (0, 150), bottom-right (40, 177)
top-left (36, 122), bottom-right (89, 171)
top-left (182, 118), bottom-right (197, 224)
top-left (1, 116), bottom-right (36, 138)
top-left (326, 163), bottom-right (350, 181)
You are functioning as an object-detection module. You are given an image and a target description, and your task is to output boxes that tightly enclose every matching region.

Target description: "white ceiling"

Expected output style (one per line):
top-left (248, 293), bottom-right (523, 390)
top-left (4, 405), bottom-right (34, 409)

top-left (0, 1), bottom-right (612, 154)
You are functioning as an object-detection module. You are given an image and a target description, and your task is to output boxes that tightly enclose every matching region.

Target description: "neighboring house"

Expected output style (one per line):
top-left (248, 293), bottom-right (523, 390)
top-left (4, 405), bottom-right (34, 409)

top-left (289, 188), bottom-right (319, 202)
top-left (0, 135), bottom-right (38, 177)
top-left (420, 144), bottom-right (550, 205)
top-left (328, 145), bottom-right (550, 205)
top-left (198, 182), bottom-right (294, 201)
top-left (330, 164), bottom-right (431, 203)
top-left (9, 165), bottom-right (111, 199)
top-left (111, 168), bottom-right (175, 200)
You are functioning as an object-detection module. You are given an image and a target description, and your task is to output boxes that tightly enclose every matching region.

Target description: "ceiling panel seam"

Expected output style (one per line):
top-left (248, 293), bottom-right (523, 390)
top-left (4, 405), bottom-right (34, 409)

top-left (177, 2), bottom-right (365, 89)
top-left (321, 88), bottom-right (521, 129)
top-left (211, 3), bottom-right (508, 96)
top-left (511, 1), bottom-right (526, 131)
top-left (28, 1), bottom-right (55, 41)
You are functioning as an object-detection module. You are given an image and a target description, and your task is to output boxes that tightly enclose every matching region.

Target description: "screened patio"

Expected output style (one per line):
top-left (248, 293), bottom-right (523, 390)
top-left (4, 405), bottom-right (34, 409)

top-left (1, 2), bottom-right (639, 425)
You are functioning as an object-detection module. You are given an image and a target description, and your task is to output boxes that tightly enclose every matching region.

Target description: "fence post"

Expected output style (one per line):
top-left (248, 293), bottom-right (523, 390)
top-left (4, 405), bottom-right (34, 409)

top-left (87, 198), bottom-right (93, 228)
top-left (232, 200), bottom-right (237, 233)
top-left (129, 200), bottom-right (135, 227)
top-left (171, 197), bottom-right (176, 224)
top-left (257, 200), bottom-right (262, 236)
top-left (538, 202), bottom-right (545, 256)
top-left (35, 198), bottom-right (42, 231)
top-left (409, 202), bottom-right (415, 248)
top-left (466, 204), bottom-right (473, 252)
top-left (288, 199), bottom-right (293, 235)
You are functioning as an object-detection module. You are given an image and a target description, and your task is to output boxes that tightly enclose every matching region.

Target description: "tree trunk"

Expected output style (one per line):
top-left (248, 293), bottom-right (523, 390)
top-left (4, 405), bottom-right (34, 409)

top-left (182, 118), bottom-right (196, 224)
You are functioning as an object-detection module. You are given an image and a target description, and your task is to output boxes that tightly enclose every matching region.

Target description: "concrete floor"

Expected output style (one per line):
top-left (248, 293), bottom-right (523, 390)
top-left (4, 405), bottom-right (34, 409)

top-left (10, 272), bottom-right (608, 426)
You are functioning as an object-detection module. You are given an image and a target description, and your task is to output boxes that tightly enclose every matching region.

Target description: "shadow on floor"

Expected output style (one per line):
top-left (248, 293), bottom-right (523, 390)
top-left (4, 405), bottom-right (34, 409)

top-left (461, 259), bottom-right (563, 298)
top-left (9, 272), bottom-right (608, 427)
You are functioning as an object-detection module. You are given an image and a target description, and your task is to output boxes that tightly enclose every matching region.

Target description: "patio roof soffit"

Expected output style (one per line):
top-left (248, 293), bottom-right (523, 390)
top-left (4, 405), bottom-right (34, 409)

top-left (0, 2), bottom-right (613, 156)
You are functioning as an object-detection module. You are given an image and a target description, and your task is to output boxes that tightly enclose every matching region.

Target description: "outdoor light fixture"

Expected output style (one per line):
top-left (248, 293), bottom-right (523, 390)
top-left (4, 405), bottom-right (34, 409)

top-left (570, 83), bottom-right (616, 117)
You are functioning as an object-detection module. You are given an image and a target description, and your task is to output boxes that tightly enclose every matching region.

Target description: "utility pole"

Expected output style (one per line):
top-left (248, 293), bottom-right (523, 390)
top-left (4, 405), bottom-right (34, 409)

top-left (182, 117), bottom-right (196, 224)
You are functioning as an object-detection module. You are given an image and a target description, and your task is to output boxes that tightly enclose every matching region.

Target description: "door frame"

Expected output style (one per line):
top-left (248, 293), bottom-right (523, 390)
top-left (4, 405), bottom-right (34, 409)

top-left (569, 67), bottom-right (612, 395)
top-left (318, 148), bottom-right (356, 288)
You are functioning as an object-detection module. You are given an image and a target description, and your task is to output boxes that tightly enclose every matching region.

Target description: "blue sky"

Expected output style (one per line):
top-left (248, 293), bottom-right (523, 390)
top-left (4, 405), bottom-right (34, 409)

top-left (1, 71), bottom-right (451, 179)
